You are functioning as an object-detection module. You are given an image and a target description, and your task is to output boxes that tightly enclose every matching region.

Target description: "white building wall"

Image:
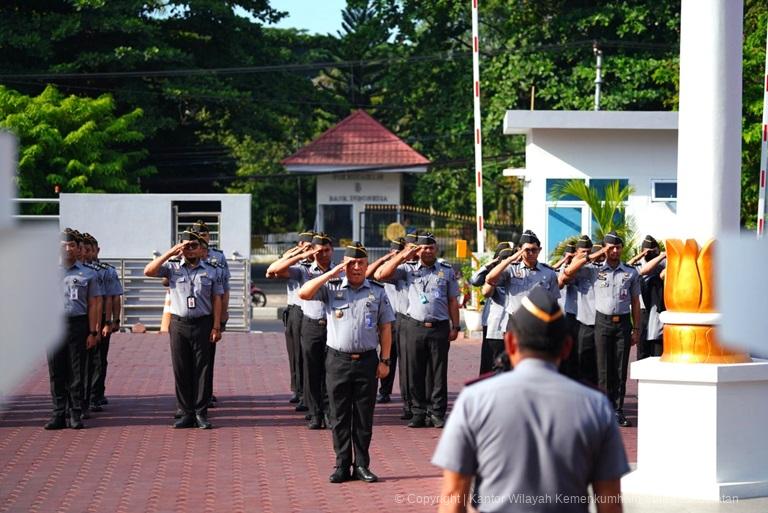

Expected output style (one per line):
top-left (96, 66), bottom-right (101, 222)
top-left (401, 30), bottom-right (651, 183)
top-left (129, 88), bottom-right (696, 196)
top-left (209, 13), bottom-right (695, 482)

top-left (59, 193), bottom-right (251, 259)
top-left (520, 129), bottom-right (678, 255)
top-left (316, 172), bottom-right (402, 243)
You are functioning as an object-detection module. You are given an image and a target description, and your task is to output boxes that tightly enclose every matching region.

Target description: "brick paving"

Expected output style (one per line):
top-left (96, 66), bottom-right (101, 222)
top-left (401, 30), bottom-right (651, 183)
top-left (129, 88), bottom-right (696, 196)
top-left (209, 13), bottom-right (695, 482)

top-left (0, 331), bottom-right (638, 513)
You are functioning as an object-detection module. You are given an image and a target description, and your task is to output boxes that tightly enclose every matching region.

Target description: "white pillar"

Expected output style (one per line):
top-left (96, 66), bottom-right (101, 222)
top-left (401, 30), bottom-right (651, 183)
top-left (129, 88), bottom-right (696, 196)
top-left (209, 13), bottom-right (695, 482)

top-left (0, 133), bottom-right (15, 230)
top-left (676, 0), bottom-right (743, 241)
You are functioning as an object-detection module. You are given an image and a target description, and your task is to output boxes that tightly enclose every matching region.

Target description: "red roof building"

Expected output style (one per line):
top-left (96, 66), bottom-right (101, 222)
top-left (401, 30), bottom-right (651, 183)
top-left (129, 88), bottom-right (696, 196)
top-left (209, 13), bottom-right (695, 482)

top-left (283, 111), bottom-right (429, 245)
top-left (282, 110), bottom-right (430, 171)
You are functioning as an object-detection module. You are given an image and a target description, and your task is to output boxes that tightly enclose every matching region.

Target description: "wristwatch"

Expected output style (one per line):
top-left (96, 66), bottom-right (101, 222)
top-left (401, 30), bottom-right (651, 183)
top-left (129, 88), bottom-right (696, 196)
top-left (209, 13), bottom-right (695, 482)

top-left (380, 358), bottom-right (391, 366)
top-left (89, 331), bottom-right (98, 337)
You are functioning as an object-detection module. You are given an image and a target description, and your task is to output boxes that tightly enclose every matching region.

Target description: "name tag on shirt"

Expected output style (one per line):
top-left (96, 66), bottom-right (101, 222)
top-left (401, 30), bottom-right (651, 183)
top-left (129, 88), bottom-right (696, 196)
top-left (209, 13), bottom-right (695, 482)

top-left (365, 311), bottom-right (374, 329)
top-left (69, 287), bottom-right (78, 300)
top-left (187, 296), bottom-right (196, 309)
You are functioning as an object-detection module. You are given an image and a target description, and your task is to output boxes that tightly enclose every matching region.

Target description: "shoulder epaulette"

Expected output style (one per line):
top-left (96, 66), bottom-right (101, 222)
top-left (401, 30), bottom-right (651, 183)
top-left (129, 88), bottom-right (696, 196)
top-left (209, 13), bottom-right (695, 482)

top-left (538, 262), bottom-right (553, 270)
top-left (168, 257), bottom-right (181, 263)
top-left (328, 277), bottom-right (342, 284)
top-left (102, 262), bottom-right (115, 269)
top-left (439, 261), bottom-right (453, 269)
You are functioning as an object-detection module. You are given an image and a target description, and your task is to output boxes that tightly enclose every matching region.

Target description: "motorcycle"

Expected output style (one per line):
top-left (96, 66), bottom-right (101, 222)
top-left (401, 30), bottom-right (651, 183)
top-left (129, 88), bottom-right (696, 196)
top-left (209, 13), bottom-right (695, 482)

top-left (250, 284), bottom-right (267, 307)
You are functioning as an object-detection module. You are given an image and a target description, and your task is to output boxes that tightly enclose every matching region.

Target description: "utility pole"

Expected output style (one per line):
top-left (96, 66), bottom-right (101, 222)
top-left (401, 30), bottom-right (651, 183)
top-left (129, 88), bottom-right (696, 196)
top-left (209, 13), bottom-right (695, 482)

top-left (593, 42), bottom-right (603, 111)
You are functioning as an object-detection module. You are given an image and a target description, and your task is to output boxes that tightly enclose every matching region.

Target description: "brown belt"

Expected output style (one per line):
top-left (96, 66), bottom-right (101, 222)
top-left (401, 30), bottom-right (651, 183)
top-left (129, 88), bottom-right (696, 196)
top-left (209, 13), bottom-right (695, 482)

top-left (407, 316), bottom-right (448, 329)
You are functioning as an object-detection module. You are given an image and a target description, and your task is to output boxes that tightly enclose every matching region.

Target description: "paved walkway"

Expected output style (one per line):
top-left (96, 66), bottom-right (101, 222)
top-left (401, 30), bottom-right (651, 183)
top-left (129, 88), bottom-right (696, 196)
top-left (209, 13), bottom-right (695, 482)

top-left (1, 332), bottom-right (763, 513)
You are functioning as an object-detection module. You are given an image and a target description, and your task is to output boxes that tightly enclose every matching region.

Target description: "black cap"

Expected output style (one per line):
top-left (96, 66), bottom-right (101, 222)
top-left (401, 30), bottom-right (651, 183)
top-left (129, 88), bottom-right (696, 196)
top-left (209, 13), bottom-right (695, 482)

top-left (417, 232), bottom-right (437, 246)
top-left (390, 237), bottom-right (405, 251)
top-left (493, 241), bottom-right (514, 258)
top-left (519, 230), bottom-right (540, 246)
top-left (404, 230), bottom-right (420, 245)
top-left (298, 231), bottom-right (315, 244)
top-left (591, 244), bottom-right (603, 254)
top-left (191, 220), bottom-right (210, 234)
top-left (576, 235), bottom-right (593, 249)
top-left (603, 231), bottom-right (623, 245)
top-left (311, 233), bottom-right (333, 246)
top-left (641, 235), bottom-right (659, 250)
top-left (179, 231), bottom-right (207, 247)
top-left (498, 248), bottom-right (515, 259)
top-left (506, 285), bottom-right (567, 356)
top-left (563, 242), bottom-right (576, 254)
top-left (344, 242), bottom-right (368, 259)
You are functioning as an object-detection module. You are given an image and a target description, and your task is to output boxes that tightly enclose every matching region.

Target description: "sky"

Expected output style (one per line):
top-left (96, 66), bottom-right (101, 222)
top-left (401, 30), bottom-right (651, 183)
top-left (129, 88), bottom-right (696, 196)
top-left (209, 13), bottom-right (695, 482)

top-left (267, 0), bottom-right (347, 35)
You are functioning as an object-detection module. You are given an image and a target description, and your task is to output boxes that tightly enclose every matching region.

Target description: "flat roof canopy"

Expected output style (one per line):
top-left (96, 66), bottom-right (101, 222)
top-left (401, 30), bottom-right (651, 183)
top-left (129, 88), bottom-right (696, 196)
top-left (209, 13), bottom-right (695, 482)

top-left (503, 110), bottom-right (678, 134)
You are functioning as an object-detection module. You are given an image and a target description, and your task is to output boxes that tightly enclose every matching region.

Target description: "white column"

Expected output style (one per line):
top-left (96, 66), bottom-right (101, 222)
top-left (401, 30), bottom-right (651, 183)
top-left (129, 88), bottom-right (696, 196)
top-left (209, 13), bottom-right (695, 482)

top-left (676, 0), bottom-right (743, 240)
top-left (0, 133), bottom-right (15, 230)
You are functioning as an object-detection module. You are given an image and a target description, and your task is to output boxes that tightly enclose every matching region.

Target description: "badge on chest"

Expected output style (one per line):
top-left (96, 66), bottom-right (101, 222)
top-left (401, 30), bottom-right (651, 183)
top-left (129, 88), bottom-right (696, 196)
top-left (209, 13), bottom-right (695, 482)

top-left (187, 296), bottom-right (196, 309)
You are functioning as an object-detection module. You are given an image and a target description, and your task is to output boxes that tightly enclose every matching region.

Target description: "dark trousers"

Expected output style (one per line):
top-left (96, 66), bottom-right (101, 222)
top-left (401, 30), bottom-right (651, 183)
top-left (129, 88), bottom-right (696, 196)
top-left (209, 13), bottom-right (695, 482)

top-left (578, 322), bottom-right (597, 387)
top-left (170, 315), bottom-right (213, 415)
top-left (403, 317), bottom-right (450, 418)
top-left (638, 309), bottom-right (664, 359)
top-left (301, 317), bottom-right (328, 418)
top-left (378, 319), bottom-right (399, 396)
top-left (48, 316), bottom-right (87, 416)
top-left (594, 313), bottom-right (632, 411)
top-left (91, 331), bottom-right (111, 403)
top-left (284, 305), bottom-right (304, 395)
top-left (560, 313), bottom-right (580, 379)
top-left (478, 326), bottom-right (505, 375)
top-left (325, 348), bottom-right (378, 468)
top-left (395, 313), bottom-right (410, 409)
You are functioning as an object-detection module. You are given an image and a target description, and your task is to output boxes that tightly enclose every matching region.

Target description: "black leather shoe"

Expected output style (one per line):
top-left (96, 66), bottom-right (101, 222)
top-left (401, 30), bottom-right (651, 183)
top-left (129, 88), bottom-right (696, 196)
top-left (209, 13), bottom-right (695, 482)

top-left (429, 415), bottom-right (446, 429)
top-left (329, 466), bottom-right (350, 483)
top-left (196, 413), bottom-right (213, 429)
top-left (353, 466), bottom-right (378, 483)
top-left (304, 413), bottom-right (312, 420)
top-left (400, 409), bottom-right (413, 420)
top-left (174, 408), bottom-right (184, 419)
top-left (407, 415), bottom-right (426, 428)
top-left (616, 411), bottom-right (632, 427)
top-left (307, 416), bottom-right (322, 430)
top-left (289, 393), bottom-right (300, 404)
top-left (174, 414), bottom-right (196, 429)
top-left (44, 415), bottom-right (66, 430)
top-left (376, 393), bottom-right (391, 404)
top-left (211, 395), bottom-right (218, 403)
top-left (323, 413), bottom-right (332, 429)
top-left (295, 402), bottom-right (309, 412)
top-left (89, 403), bottom-right (103, 413)
top-left (98, 397), bottom-right (109, 406)
top-left (69, 411), bottom-right (84, 430)
top-left (207, 400), bottom-right (216, 409)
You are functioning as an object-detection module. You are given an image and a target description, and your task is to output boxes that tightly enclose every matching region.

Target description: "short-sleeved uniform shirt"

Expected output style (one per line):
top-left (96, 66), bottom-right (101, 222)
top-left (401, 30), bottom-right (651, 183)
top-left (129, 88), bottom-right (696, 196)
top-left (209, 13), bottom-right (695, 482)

top-left (62, 262), bottom-right (103, 317)
top-left (432, 359), bottom-right (630, 513)
top-left (496, 262), bottom-right (560, 316)
top-left (99, 263), bottom-right (124, 297)
top-left (286, 260), bottom-right (312, 307)
top-left (286, 260), bottom-right (336, 320)
top-left (485, 287), bottom-right (509, 340)
top-left (386, 260), bottom-right (459, 322)
top-left (574, 262), bottom-right (641, 316)
top-left (574, 263), bottom-right (599, 326)
top-left (156, 260), bottom-right (224, 318)
top-left (383, 279), bottom-right (408, 315)
top-left (560, 268), bottom-right (578, 316)
top-left (314, 278), bottom-right (396, 353)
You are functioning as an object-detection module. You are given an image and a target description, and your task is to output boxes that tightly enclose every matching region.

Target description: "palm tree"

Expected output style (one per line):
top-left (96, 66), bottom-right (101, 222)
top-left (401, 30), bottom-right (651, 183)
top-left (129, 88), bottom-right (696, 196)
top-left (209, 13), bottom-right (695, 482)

top-left (549, 179), bottom-right (637, 261)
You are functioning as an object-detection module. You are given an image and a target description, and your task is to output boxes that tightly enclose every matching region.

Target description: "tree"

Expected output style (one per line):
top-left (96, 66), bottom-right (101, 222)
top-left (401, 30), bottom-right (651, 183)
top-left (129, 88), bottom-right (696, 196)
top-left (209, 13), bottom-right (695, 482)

top-left (550, 179), bottom-right (637, 260)
top-left (0, 85), bottom-right (154, 203)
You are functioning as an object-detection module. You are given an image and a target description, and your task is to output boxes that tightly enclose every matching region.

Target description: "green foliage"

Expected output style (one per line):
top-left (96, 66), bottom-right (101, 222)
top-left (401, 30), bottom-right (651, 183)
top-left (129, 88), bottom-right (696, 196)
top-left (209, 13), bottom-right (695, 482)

top-left (550, 179), bottom-right (637, 260)
top-left (0, 85), bottom-right (154, 201)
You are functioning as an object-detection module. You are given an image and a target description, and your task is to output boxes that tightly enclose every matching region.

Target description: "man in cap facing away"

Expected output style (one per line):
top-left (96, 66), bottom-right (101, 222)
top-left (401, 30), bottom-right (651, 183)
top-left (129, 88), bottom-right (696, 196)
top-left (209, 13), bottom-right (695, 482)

top-left (432, 286), bottom-right (629, 513)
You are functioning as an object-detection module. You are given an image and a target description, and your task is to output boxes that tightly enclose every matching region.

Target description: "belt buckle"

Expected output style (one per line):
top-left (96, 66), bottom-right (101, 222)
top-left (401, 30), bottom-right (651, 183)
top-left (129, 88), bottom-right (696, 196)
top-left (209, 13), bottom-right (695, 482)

top-left (424, 322), bottom-right (433, 328)
top-left (351, 354), bottom-right (361, 361)
top-left (611, 315), bottom-right (620, 323)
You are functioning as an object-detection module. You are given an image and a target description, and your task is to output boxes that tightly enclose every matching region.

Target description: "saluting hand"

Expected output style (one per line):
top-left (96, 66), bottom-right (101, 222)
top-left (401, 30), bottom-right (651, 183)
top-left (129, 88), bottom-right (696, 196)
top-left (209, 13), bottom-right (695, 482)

top-left (330, 261), bottom-right (347, 279)
top-left (376, 362), bottom-right (390, 380)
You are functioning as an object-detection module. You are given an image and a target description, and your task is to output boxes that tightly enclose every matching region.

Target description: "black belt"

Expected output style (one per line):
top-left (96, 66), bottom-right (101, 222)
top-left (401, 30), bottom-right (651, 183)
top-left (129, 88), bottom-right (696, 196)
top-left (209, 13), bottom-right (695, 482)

top-left (596, 312), bottom-right (630, 324)
top-left (287, 304), bottom-right (302, 310)
top-left (305, 316), bottom-right (327, 326)
top-left (406, 316), bottom-right (449, 329)
top-left (171, 314), bottom-right (212, 323)
top-left (327, 347), bottom-right (376, 360)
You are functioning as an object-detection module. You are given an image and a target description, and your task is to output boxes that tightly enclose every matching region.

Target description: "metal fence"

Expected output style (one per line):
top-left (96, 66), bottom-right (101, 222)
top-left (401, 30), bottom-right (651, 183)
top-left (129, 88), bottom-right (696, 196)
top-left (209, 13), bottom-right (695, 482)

top-left (104, 258), bottom-right (251, 332)
top-left (360, 204), bottom-right (521, 263)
